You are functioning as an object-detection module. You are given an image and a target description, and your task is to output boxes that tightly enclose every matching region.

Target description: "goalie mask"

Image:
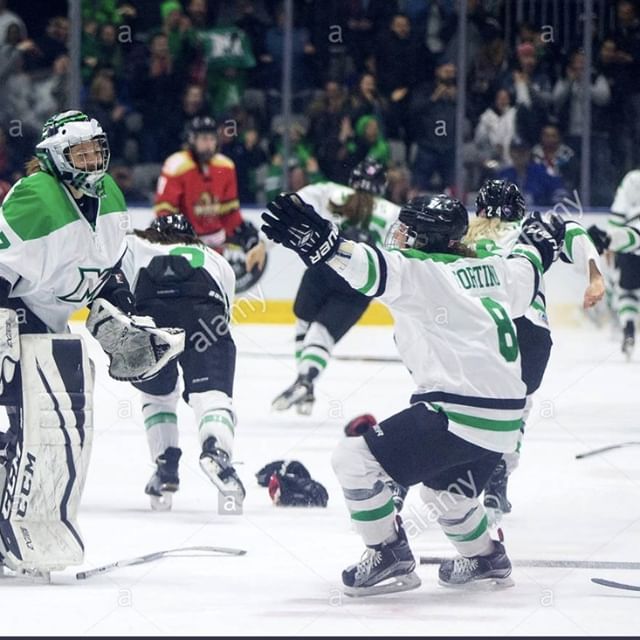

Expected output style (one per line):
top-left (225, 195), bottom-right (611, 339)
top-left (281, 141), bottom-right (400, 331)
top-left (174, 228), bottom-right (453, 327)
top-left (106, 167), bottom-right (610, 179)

top-left (385, 195), bottom-right (469, 253)
top-left (35, 110), bottom-right (110, 198)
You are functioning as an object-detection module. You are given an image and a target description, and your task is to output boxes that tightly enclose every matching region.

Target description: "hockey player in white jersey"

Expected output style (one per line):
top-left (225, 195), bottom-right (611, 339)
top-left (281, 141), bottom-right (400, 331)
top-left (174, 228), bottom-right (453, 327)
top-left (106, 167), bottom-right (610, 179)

top-left (587, 169), bottom-right (640, 359)
top-left (271, 160), bottom-right (399, 415)
top-left (261, 192), bottom-right (565, 595)
top-left (464, 179), bottom-right (604, 520)
top-left (121, 214), bottom-right (244, 510)
top-left (0, 111), bottom-right (184, 576)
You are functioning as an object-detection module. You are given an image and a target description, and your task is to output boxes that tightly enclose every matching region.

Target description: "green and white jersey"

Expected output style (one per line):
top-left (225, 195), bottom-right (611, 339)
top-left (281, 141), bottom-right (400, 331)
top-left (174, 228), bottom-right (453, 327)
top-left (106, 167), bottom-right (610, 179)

top-left (329, 242), bottom-right (540, 453)
top-left (468, 217), bottom-right (600, 329)
top-left (0, 171), bottom-right (128, 332)
top-left (297, 182), bottom-right (399, 247)
top-left (121, 235), bottom-right (236, 305)
top-left (607, 170), bottom-right (640, 253)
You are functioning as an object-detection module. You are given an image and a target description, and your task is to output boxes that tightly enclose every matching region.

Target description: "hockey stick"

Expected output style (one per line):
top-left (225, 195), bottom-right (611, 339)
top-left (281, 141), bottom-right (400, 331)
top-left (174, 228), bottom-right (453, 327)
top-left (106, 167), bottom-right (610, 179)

top-left (420, 557), bottom-right (640, 570)
top-left (76, 545), bottom-right (246, 580)
top-left (575, 442), bottom-right (640, 459)
top-left (591, 578), bottom-right (640, 592)
top-left (239, 350), bottom-right (403, 364)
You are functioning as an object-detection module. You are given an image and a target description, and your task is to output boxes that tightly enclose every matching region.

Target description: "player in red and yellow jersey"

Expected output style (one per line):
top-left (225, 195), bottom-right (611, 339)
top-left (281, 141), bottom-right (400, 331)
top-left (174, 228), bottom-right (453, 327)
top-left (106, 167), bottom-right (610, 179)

top-left (155, 116), bottom-right (266, 274)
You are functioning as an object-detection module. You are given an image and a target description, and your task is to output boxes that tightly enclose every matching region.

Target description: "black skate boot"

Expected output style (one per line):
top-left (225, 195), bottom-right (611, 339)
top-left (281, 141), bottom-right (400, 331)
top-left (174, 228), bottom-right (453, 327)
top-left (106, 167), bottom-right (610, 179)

top-left (439, 539), bottom-right (513, 589)
top-left (271, 371), bottom-right (316, 416)
top-left (342, 517), bottom-right (421, 597)
top-left (145, 447), bottom-right (182, 511)
top-left (483, 459), bottom-right (512, 524)
top-left (199, 437), bottom-right (246, 506)
top-left (622, 320), bottom-right (635, 361)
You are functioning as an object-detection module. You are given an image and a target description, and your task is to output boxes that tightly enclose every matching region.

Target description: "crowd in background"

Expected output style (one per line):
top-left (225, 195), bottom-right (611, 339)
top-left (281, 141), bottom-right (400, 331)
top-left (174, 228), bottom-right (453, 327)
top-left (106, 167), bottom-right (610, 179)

top-left (1, 0), bottom-right (639, 207)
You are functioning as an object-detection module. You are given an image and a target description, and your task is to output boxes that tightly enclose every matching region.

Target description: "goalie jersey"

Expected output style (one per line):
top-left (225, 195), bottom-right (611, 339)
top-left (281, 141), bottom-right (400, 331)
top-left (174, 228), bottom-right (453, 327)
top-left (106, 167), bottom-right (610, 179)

top-left (330, 243), bottom-right (540, 454)
top-left (0, 171), bottom-right (128, 332)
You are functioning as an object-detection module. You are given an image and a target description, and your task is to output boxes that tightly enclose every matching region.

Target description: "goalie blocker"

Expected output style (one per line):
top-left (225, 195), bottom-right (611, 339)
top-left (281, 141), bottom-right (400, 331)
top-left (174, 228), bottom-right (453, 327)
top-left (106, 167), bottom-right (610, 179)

top-left (0, 334), bottom-right (93, 576)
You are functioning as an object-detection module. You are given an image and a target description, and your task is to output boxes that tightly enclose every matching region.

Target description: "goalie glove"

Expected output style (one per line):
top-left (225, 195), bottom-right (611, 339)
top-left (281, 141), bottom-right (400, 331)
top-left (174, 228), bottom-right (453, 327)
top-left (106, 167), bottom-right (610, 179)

top-left (261, 193), bottom-right (341, 267)
top-left (0, 308), bottom-right (19, 397)
top-left (518, 211), bottom-right (566, 272)
top-left (86, 298), bottom-right (185, 382)
top-left (267, 471), bottom-right (329, 507)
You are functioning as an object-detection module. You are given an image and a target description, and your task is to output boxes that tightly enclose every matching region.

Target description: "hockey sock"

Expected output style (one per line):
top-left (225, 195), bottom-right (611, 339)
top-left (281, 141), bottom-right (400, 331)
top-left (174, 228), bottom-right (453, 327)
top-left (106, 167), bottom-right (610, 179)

top-left (332, 437), bottom-right (397, 546)
top-left (189, 390), bottom-right (236, 456)
top-left (294, 318), bottom-right (310, 363)
top-left (141, 386), bottom-right (180, 462)
top-left (618, 290), bottom-right (638, 329)
top-left (421, 487), bottom-right (494, 557)
top-left (298, 322), bottom-right (335, 378)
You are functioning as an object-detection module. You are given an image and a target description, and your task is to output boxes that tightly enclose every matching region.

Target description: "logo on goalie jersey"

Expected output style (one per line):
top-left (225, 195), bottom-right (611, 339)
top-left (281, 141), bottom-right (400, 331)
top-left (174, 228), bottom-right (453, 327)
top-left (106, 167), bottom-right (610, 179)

top-left (58, 267), bottom-right (111, 304)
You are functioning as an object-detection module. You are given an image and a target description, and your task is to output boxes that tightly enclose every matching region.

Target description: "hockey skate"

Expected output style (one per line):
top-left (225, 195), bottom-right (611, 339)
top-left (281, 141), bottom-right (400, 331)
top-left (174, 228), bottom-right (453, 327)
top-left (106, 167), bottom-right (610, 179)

top-left (439, 540), bottom-right (513, 589)
top-left (199, 437), bottom-right (246, 506)
top-left (342, 517), bottom-right (421, 597)
top-left (271, 373), bottom-right (315, 415)
top-left (483, 460), bottom-right (512, 525)
top-left (145, 447), bottom-right (182, 511)
top-left (622, 321), bottom-right (635, 361)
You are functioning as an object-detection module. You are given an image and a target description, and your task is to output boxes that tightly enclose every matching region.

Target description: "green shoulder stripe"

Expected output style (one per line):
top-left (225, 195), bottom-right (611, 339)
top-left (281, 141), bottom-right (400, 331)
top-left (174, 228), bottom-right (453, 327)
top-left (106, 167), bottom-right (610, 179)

top-left (2, 172), bottom-right (126, 241)
top-left (394, 248), bottom-right (465, 263)
top-left (2, 172), bottom-right (78, 240)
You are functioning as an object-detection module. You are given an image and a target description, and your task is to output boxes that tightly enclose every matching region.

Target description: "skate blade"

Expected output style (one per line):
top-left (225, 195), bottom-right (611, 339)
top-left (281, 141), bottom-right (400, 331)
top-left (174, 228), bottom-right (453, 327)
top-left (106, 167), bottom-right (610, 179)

top-left (438, 574), bottom-right (514, 590)
top-left (296, 401), bottom-right (314, 416)
top-left (199, 457), bottom-right (245, 505)
top-left (344, 571), bottom-right (421, 598)
top-left (150, 492), bottom-right (173, 511)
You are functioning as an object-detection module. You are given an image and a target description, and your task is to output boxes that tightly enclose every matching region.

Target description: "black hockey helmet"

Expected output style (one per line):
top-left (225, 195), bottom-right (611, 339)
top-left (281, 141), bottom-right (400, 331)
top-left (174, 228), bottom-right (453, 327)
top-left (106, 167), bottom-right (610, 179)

top-left (386, 194), bottom-right (469, 252)
top-left (149, 214), bottom-right (197, 239)
top-left (187, 115), bottom-right (217, 138)
top-left (348, 160), bottom-right (387, 197)
top-left (475, 179), bottom-right (525, 222)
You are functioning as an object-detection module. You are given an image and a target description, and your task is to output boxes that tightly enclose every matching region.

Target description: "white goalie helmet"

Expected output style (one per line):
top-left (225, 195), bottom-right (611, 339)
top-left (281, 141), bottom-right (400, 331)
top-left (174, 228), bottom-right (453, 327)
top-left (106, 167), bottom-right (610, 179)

top-left (35, 110), bottom-right (110, 197)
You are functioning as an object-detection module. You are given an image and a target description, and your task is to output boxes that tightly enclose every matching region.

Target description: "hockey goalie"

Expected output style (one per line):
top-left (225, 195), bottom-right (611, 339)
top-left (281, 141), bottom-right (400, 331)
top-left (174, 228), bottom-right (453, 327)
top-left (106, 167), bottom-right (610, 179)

top-left (0, 110), bottom-right (185, 579)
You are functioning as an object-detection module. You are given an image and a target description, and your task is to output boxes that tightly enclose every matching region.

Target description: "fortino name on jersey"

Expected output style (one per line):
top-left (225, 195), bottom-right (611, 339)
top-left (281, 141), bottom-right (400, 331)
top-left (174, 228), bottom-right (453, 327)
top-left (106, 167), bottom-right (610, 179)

top-left (453, 264), bottom-right (500, 290)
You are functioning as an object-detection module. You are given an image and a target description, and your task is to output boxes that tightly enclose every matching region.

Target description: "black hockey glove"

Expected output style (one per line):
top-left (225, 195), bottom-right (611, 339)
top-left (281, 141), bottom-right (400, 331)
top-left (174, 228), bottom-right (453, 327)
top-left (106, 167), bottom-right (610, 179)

top-left (519, 211), bottom-right (566, 272)
top-left (587, 225), bottom-right (611, 255)
top-left (268, 471), bottom-right (329, 507)
top-left (229, 220), bottom-right (260, 252)
top-left (255, 460), bottom-right (311, 487)
top-left (261, 193), bottom-right (341, 267)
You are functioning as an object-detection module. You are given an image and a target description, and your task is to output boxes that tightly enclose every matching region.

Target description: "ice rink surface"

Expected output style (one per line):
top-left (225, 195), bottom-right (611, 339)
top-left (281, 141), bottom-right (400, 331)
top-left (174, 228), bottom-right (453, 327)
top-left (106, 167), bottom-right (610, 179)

top-left (2, 319), bottom-right (640, 636)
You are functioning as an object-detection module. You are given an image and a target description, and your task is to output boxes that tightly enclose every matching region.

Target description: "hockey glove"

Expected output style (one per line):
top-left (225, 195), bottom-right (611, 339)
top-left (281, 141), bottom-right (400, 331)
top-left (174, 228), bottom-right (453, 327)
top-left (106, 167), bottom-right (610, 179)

top-left (229, 220), bottom-right (260, 253)
top-left (0, 308), bottom-right (19, 397)
top-left (519, 211), bottom-right (566, 272)
top-left (261, 193), bottom-right (341, 267)
top-left (256, 459), bottom-right (311, 487)
top-left (86, 298), bottom-right (185, 382)
top-left (587, 225), bottom-right (611, 255)
top-left (344, 413), bottom-right (377, 437)
top-left (268, 471), bottom-right (329, 507)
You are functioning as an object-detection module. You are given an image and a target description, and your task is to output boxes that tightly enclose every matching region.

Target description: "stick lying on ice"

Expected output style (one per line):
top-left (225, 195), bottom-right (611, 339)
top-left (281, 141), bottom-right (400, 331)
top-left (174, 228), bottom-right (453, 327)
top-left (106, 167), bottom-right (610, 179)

top-left (76, 545), bottom-right (246, 580)
top-left (575, 442), bottom-right (640, 459)
top-left (420, 557), bottom-right (640, 570)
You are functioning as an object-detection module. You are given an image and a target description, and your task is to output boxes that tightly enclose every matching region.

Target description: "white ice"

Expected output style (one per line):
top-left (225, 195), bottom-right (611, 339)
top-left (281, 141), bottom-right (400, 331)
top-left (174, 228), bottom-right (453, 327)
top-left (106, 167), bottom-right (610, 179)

top-left (2, 318), bottom-right (639, 636)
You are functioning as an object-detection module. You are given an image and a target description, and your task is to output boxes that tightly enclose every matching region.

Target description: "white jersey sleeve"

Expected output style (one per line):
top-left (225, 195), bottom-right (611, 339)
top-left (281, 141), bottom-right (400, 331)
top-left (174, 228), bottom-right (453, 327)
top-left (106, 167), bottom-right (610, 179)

top-left (297, 183), bottom-right (344, 221)
top-left (610, 170), bottom-right (640, 223)
top-left (560, 219), bottom-right (602, 276)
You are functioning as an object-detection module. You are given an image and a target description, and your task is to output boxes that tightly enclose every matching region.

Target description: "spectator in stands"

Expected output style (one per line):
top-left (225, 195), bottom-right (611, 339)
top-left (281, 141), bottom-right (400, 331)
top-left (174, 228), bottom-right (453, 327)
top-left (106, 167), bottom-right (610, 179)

top-left (343, 114), bottom-right (391, 170)
top-left (235, 0), bottom-right (270, 89)
top-left (160, 0), bottom-right (198, 72)
top-left (500, 42), bottom-right (553, 145)
top-left (30, 16), bottom-right (69, 71)
top-left (532, 123), bottom-right (579, 194)
top-left (307, 80), bottom-right (350, 182)
top-left (186, 0), bottom-right (210, 30)
top-left (93, 23), bottom-right (125, 78)
top-left (348, 73), bottom-right (388, 127)
top-left (611, 0), bottom-right (640, 169)
top-left (374, 13), bottom-right (424, 143)
top-left (110, 162), bottom-right (149, 203)
top-left (467, 36), bottom-right (509, 124)
top-left (218, 123), bottom-right (268, 203)
top-left (263, 5), bottom-right (316, 113)
top-left (474, 88), bottom-right (516, 167)
top-left (499, 137), bottom-right (566, 207)
top-left (552, 48), bottom-right (612, 203)
top-left (0, 22), bottom-right (39, 87)
top-left (410, 61), bottom-right (458, 191)
top-left (132, 32), bottom-right (183, 162)
top-left (0, 126), bottom-right (23, 183)
top-left (0, 0), bottom-right (26, 43)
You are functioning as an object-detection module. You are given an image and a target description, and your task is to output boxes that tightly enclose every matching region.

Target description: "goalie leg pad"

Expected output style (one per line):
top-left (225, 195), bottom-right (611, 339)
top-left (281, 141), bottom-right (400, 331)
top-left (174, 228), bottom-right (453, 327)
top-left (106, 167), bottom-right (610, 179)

top-left (0, 335), bottom-right (94, 573)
